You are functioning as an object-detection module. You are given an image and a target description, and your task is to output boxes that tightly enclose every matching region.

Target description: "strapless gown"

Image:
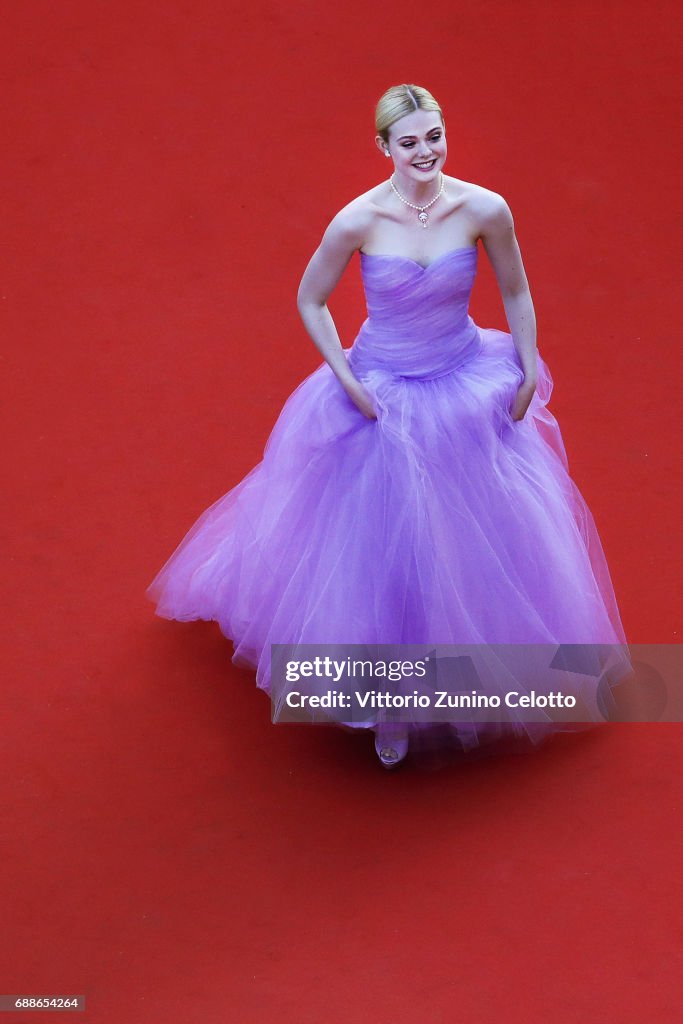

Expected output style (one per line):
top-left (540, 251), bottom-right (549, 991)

top-left (146, 245), bottom-right (628, 753)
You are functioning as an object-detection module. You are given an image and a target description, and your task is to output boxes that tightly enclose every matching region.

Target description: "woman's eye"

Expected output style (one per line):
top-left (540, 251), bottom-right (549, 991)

top-left (402, 135), bottom-right (441, 148)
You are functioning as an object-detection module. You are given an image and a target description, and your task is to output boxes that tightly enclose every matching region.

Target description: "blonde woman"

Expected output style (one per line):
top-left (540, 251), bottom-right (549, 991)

top-left (147, 84), bottom-right (627, 769)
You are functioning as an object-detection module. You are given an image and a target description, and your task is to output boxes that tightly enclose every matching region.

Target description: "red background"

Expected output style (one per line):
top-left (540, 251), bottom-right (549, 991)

top-left (3, 2), bottom-right (681, 1022)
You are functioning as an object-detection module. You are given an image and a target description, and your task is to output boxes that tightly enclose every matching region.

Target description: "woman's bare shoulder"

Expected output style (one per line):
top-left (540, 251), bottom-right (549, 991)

top-left (452, 177), bottom-right (512, 223)
top-left (322, 186), bottom-right (387, 251)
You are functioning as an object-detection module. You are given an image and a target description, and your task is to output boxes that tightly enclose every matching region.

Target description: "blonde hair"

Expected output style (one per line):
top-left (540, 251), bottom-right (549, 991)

top-left (375, 83), bottom-right (444, 143)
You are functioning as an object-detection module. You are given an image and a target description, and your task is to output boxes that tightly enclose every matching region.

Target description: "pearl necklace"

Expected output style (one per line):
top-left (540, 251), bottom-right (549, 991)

top-left (389, 171), bottom-right (444, 228)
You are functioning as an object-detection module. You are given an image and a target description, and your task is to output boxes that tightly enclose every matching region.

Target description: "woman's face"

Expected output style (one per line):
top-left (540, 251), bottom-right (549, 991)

top-left (378, 109), bottom-right (447, 181)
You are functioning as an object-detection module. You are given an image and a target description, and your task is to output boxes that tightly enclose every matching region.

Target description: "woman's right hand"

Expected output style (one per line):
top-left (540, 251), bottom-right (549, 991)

top-left (342, 377), bottom-right (378, 420)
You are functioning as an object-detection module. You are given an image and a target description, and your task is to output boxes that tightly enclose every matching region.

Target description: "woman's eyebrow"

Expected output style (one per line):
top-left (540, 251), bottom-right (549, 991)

top-left (397, 126), bottom-right (442, 141)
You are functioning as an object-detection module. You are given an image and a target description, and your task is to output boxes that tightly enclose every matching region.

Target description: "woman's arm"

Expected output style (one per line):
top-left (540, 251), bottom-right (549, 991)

top-left (297, 208), bottom-right (377, 419)
top-left (477, 194), bottom-right (539, 412)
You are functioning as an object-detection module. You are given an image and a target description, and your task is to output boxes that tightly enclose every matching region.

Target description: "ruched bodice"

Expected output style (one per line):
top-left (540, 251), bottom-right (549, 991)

top-left (347, 245), bottom-right (483, 380)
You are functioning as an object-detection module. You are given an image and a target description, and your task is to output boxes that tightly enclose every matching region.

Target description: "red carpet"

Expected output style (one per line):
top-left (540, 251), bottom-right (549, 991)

top-left (3, 3), bottom-right (681, 1022)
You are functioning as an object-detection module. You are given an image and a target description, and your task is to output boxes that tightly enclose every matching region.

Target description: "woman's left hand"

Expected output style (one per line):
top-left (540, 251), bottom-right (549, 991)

top-left (510, 378), bottom-right (537, 422)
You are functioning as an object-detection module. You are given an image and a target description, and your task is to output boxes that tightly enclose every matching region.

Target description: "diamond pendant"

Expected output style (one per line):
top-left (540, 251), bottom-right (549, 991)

top-left (418, 211), bottom-right (428, 228)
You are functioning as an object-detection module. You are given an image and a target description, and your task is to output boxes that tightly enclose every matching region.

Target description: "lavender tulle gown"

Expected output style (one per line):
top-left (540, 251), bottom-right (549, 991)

top-left (146, 244), bottom-right (627, 754)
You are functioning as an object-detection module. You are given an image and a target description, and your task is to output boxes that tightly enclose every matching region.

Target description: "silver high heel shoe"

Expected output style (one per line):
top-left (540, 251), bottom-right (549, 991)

top-left (374, 727), bottom-right (409, 769)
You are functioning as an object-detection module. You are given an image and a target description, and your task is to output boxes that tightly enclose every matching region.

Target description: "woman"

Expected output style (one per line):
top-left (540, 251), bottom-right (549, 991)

top-left (146, 83), bottom-right (628, 769)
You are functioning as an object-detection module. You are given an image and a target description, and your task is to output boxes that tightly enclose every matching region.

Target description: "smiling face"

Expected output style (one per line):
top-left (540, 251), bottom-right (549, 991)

top-left (376, 108), bottom-right (447, 183)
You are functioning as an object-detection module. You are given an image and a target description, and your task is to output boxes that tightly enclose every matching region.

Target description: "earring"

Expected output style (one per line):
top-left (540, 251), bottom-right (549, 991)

top-left (384, 150), bottom-right (391, 158)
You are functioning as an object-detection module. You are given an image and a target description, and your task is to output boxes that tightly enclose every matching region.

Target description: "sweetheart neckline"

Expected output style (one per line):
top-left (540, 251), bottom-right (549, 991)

top-left (359, 245), bottom-right (477, 271)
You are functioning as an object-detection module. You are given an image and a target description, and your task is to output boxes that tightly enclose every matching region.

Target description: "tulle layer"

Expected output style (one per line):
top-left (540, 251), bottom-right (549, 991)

top-left (146, 326), bottom-right (627, 751)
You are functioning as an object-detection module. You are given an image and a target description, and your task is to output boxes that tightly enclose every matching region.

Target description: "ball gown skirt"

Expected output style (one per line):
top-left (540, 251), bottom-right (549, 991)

top-left (146, 245), bottom-right (629, 758)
